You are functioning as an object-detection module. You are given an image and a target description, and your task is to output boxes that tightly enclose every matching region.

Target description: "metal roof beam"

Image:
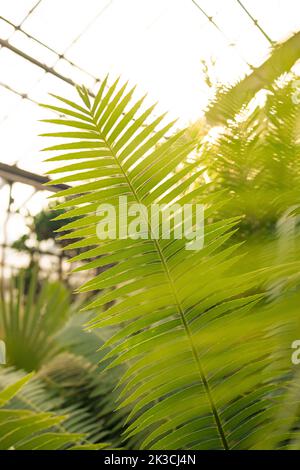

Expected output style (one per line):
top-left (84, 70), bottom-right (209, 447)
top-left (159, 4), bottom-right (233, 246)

top-left (0, 162), bottom-right (69, 193)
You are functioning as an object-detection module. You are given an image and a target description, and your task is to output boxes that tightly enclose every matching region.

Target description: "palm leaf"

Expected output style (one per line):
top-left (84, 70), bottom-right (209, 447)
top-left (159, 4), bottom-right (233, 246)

top-left (0, 272), bottom-right (70, 371)
top-left (0, 374), bottom-right (83, 450)
top-left (41, 77), bottom-right (300, 450)
top-left (0, 371), bottom-right (113, 450)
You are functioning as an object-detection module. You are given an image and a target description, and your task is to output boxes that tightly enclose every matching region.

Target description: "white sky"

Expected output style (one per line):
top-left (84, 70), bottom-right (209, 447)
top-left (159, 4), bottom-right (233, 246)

top-left (0, 0), bottom-right (299, 251)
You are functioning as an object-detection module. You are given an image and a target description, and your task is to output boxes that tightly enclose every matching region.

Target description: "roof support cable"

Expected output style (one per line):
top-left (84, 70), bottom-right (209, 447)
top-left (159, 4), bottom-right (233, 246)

top-left (235, 0), bottom-right (274, 45)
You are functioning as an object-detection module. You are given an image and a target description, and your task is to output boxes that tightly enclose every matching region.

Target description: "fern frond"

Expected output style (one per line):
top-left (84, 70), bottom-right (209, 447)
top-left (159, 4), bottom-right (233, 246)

top-left (42, 77), bottom-right (300, 450)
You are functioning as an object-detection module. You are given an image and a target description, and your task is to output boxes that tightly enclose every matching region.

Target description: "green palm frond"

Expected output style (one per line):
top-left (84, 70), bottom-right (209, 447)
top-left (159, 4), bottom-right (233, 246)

top-left (0, 271), bottom-right (70, 371)
top-left (205, 31), bottom-right (300, 126)
top-left (0, 270), bottom-right (126, 447)
top-left (52, 311), bottom-right (129, 446)
top-left (37, 352), bottom-right (125, 446)
top-left (0, 374), bottom-right (83, 450)
top-left (0, 371), bottom-right (112, 450)
top-left (0, 353), bottom-right (124, 447)
top-left (203, 76), bottom-right (300, 239)
top-left (41, 77), bottom-right (300, 450)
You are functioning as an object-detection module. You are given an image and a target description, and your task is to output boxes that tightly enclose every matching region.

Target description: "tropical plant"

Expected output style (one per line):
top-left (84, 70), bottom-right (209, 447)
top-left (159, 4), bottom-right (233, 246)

top-left (40, 76), bottom-right (300, 450)
top-left (0, 373), bottom-right (110, 450)
top-left (12, 204), bottom-right (79, 249)
top-left (205, 31), bottom-right (300, 126)
top-left (202, 75), bottom-right (300, 238)
top-left (0, 269), bottom-right (126, 447)
top-left (0, 271), bottom-right (70, 371)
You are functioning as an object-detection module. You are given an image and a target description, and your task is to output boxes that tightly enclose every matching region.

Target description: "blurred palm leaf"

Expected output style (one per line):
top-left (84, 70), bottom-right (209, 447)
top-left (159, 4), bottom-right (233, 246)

top-left (0, 373), bottom-right (91, 450)
top-left (0, 271), bottom-right (70, 371)
top-left (0, 279), bottom-right (126, 447)
top-left (205, 31), bottom-right (300, 126)
top-left (202, 76), bottom-right (300, 240)
top-left (0, 356), bottom-right (122, 447)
